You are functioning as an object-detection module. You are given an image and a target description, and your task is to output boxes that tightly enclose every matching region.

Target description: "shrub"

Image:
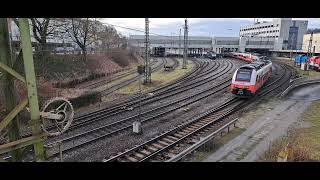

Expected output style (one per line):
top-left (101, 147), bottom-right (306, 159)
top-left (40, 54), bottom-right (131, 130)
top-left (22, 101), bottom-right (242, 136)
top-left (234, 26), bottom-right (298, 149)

top-left (69, 91), bottom-right (101, 109)
top-left (110, 49), bottom-right (130, 67)
top-left (54, 73), bottom-right (105, 88)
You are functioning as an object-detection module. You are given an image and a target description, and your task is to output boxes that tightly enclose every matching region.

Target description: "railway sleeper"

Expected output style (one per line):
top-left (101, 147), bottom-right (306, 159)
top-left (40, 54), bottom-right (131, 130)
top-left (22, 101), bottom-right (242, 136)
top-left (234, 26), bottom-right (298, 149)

top-left (167, 135), bottom-right (179, 141)
top-left (158, 140), bottom-right (170, 146)
top-left (196, 121), bottom-right (210, 126)
top-left (185, 127), bottom-right (195, 131)
top-left (133, 152), bottom-right (146, 159)
top-left (126, 155), bottom-right (139, 162)
top-left (188, 125), bottom-right (200, 129)
top-left (151, 143), bottom-right (164, 149)
top-left (145, 145), bottom-right (158, 152)
top-left (173, 133), bottom-right (184, 138)
top-left (190, 123), bottom-right (203, 128)
top-left (201, 119), bottom-right (213, 123)
top-left (176, 131), bottom-right (187, 136)
top-left (182, 129), bottom-right (193, 133)
top-left (140, 149), bottom-right (152, 155)
top-left (162, 137), bottom-right (175, 143)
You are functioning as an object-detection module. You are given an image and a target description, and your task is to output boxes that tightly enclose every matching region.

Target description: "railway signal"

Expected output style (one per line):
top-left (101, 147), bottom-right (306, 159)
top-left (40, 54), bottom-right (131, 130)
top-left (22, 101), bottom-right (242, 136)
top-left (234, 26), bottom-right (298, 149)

top-left (302, 32), bottom-right (314, 75)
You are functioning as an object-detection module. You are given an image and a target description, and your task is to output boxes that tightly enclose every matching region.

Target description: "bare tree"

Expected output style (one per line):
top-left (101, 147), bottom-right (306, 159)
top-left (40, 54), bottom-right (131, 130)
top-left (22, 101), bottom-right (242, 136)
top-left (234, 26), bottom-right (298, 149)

top-left (118, 35), bottom-right (127, 49)
top-left (97, 26), bottom-right (118, 51)
top-left (96, 26), bottom-right (129, 53)
top-left (64, 18), bottom-right (97, 61)
top-left (30, 18), bottom-right (61, 54)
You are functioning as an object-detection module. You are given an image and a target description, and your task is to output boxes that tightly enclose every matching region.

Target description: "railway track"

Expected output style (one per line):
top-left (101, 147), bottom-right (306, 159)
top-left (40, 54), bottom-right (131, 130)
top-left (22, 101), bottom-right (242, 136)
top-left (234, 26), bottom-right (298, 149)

top-left (45, 59), bottom-right (237, 158)
top-left (101, 58), bottom-right (167, 96)
top-left (164, 58), bottom-right (179, 71)
top-left (1, 58), bottom-right (205, 161)
top-left (103, 61), bottom-right (295, 162)
top-left (19, 58), bottom-right (206, 140)
top-left (32, 59), bottom-right (219, 133)
top-left (2, 58), bottom-right (240, 161)
top-left (0, 58), bottom-right (296, 161)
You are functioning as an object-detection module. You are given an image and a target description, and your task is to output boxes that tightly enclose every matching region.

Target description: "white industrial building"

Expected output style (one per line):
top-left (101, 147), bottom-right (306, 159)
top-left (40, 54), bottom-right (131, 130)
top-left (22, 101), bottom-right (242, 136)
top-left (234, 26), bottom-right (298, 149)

top-left (128, 35), bottom-right (212, 56)
top-left (128, 18), bottom-right (309, 56)
top-left (302, 33), bottom-right (320, 53)
top-left (239, 18), bottom-right (308, 52)
top-left (212, 37), bottom-right (239, 53)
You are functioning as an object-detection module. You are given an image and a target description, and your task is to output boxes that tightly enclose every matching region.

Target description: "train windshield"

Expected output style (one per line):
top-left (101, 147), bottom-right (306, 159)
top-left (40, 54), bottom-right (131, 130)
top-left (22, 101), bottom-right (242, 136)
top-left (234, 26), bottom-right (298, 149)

top-left (236, 70), bottom-right (252, 82)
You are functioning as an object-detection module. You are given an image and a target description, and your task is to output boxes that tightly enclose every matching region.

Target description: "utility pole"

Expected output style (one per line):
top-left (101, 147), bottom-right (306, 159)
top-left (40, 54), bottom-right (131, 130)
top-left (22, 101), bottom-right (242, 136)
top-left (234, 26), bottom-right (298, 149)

top-left (183, 18), bottom-right (188, 69)
top-left (144, 18), bottom-right (151, 84)
top-left (313, 46), bottom-right (316, 57)
top-left (0, 18), bottom-right (22, 161)
top-left (307, 32), bottom-right (313, 57)
top-left (179, 28), bottom-right (181, 57)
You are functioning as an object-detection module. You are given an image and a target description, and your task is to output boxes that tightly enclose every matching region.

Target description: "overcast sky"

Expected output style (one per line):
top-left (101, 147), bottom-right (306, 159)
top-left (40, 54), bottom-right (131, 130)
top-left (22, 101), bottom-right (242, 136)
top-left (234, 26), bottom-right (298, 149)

top-left (100, 18), bottom-right (320, 37)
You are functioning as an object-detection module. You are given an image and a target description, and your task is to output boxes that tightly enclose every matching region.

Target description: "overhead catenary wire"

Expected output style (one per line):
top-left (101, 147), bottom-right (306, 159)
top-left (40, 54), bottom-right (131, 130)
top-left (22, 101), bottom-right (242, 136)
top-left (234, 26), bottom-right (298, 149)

top-left (101, 22), bottom-right (181, 37)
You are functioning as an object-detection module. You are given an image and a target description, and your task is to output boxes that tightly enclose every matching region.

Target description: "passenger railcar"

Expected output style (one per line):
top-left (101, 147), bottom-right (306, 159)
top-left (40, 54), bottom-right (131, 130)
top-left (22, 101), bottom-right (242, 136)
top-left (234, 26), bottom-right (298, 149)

top-left (231, 60), bottom-right (272, 97)
top-left (229, 52), bottom-right (260, 63)
top-left (308, 56), bottom-right (320, 71)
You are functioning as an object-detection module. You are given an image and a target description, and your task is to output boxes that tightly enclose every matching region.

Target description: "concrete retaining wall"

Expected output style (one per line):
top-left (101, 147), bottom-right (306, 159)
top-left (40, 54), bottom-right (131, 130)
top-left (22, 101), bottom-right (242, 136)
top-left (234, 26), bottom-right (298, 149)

top-left (281, 77), bottom-right (320, 97)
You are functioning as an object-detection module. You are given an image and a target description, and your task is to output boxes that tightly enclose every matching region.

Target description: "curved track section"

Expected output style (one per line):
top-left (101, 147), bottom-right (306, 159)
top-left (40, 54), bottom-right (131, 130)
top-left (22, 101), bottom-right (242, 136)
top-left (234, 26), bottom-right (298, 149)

top-left (103, 61), bottom-right (296, 162)
top-left (45, 59), bottom-right (237, 158)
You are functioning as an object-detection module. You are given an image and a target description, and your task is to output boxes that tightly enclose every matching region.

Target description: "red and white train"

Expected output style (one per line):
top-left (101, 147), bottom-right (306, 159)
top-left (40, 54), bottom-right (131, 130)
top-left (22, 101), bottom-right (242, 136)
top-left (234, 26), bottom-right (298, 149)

top-left (308, 56), bottom-right (320, 71)
top-left (231, 60), bottom-right (273, 97)
top-left (229, 52), bottom-right (260, 63)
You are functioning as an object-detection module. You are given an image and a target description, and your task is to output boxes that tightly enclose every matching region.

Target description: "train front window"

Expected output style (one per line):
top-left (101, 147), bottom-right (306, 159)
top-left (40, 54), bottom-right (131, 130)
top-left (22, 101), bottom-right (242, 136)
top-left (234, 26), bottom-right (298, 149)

top-left (236, 70), bottom-right (252, 82)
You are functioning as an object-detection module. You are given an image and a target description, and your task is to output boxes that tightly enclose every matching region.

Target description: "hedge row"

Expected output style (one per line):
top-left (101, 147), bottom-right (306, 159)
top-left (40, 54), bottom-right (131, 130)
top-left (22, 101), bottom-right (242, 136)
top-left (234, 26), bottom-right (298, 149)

top-left (55, 73), bottom-right (105, 88)
top-left (69, 91), bottom-right (101, 109)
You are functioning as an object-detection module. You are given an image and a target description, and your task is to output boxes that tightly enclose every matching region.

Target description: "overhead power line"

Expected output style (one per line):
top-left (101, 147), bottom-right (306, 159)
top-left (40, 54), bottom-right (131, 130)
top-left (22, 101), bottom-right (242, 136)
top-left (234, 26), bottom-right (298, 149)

top-left (101, 22), bottom-right (180, 37)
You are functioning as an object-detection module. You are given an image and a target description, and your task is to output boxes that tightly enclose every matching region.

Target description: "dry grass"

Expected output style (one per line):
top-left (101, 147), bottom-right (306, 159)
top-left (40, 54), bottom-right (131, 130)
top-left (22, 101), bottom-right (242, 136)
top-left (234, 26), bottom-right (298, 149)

top-left (295, 67), bottom-right (320, 78)
top-left (237, 98), bottom-right (279, 129)
top-left (187, 128), bottom-right (245, 162)
top-left (94, 73), bottom-right (137, 92)
top-left (115, 59), bottom-right (193, 94)
top-left (259, 101), bottom-right (320, 161)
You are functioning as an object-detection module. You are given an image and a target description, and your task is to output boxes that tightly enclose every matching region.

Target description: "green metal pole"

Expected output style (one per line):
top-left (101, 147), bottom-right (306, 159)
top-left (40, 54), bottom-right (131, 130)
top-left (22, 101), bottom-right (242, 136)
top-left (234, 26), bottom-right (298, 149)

top-left (18, 18), bottom-right (45, 162)
top-left (0, 18), bottom-right (22, 161)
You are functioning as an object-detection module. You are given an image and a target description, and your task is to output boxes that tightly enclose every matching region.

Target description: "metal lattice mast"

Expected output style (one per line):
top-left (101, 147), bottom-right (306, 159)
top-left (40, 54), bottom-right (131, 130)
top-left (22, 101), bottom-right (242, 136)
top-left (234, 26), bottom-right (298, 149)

top-left (182, 18), bottom-right (188, 69)
top-left (0, 18), bottom-right (22, 161)
top-left (0, 18), bottom-right (45, 162)
top-left (307, 32), bottom-right (313, 57)
top-left (179, 28), bottom-right (181, 56)
top-left (19, 19), bottom-right (45, 161)
top-left (144, 18), bottom-right (151, 83)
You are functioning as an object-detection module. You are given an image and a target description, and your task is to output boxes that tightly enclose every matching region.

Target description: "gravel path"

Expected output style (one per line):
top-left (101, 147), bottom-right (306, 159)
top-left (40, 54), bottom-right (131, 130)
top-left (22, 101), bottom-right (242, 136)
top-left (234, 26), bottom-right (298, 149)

top-left (203, 98), bottom-right (312, 162)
